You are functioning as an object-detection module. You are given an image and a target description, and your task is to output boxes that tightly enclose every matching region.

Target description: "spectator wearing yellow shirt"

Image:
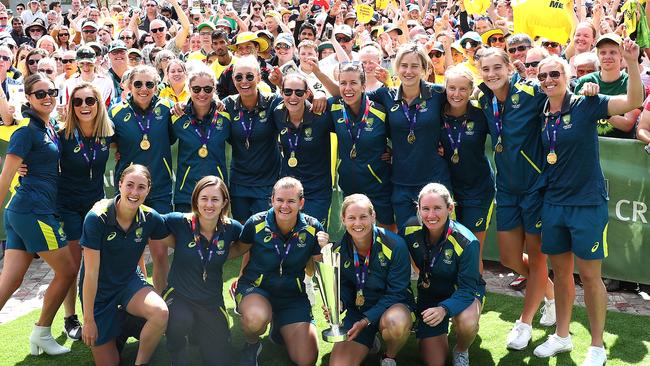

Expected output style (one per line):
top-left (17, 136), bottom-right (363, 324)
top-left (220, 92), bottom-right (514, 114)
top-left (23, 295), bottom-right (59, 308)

top-left (186, 21), bottom-right (215, 63)
top-left (457, 32), bottom-right (483, 85)
top-left (210, 29), bottom-right (237, 80)
top-left (158, 59), bottom-right (190, 103)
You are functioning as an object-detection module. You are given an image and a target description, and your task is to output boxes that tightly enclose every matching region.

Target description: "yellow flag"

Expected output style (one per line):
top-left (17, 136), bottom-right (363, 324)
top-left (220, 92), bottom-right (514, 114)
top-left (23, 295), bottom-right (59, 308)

top-left (356, 4), bottom-right (375, 24)
top-left (376, 0), bottom-right (389, 10)
top-left (512, 0), bottom-right (574, 43)
top-left (464, 0), bottom-right (491, 15)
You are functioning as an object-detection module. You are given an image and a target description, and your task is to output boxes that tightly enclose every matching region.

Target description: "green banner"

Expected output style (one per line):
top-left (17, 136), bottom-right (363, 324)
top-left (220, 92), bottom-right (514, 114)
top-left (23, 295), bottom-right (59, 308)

top-left (1, 130), bottom-right (648, 283)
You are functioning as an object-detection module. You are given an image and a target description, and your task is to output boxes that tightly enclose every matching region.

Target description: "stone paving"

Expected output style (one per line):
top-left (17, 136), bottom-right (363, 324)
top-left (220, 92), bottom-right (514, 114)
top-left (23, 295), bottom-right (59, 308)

top-left (1, 250), bottom-right (649, 324)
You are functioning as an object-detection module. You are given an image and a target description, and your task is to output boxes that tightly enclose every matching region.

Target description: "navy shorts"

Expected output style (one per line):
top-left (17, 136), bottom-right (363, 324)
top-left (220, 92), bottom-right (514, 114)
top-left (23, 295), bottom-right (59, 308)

top-left (230, 184), bottom-right (272, 223)
top-left (235, 281), bottom-right (312, 328)
top-left (82, 274), bottom-right (151, 346)
top-left (415, 287), bottom-right (485, 339)
top-left (541, 202), bottom-right (609, 260)
top-left (342, 309), bottom-right (381, 348)
top-left (455, 199), bottom-right (494, 233)
top-left (58, 204), bottom-right (93, 241)
top-left (145, 197), bottom-right (172, 215)
top-left (5, 210), bottom-right (67, 253)
top-left (173, 203), bottom-right (192, 214)
top-left (495, 190), bottom-right (543, 234)
top-left (302, 196), bottom-right (331, 229)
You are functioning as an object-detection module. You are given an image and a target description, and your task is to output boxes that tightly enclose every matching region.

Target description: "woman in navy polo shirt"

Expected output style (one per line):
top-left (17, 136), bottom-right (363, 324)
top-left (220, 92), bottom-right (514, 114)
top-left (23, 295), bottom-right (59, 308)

top-left (161, 176), bottom-right (242, 366)
top-left (0, 73), bottom-right (77, 356)
top-left (80, 164), bottom-right (169, 366)
top-left (532, 41), bottom-right (643, 366)
top-left (57, 82), bottom-right (115, 341)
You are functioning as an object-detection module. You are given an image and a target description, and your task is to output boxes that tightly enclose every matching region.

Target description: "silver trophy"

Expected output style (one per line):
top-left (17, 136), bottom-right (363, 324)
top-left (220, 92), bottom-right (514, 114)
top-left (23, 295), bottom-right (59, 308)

top-left (315, 244), bottom-right (348, 342)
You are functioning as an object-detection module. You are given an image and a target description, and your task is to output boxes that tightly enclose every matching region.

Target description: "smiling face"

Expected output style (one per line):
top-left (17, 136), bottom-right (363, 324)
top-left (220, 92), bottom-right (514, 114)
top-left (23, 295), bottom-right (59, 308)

top-left (574, 24), bottom-right (595, 53)
top-left (109, 49), bottom-right (126, 68)
top-left (525, 52), bottom-right (544, 79)
top-left (596, 42), bottom-right (621, 72)
top-left (130, 72), bottom-right (156, 107)
top-left (72, 87), bottom-right (98, 124)
top-left (167, 62), bottom-right (186, 85)
top-left (282, 77), bottom-right (307, 114)
top-left (538, 61), bottom-right (567, 99)
top-left (342, 201), bottom-right (375, 243)
top-left (272, 186), bottom-right (304, 223)
top-left (445, 74), bottom-right (472, 110)
top-left (480, 53), bottom-right (511, 93)
top-left (418, 192), bottom-right (452, 234)
top-left (196, 184), bottom-right (227, 221)
top-left (190, 74), bottom-right (213, 108)
top-left (118, 171), bottom-right (151, 209)
top-left (397, 52), bottom-right (424, 88)
top-left (27, 79), bottom-right (56, 116)
top-left (232, 63), bottom-right (259, 97)
top-left (338, 69), bottom-right (364, 107)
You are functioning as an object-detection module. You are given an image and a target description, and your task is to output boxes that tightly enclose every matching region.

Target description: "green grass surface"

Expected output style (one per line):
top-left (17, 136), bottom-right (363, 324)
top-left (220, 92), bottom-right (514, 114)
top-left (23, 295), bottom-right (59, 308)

top-left (1, 258), bottom-right (649, 365)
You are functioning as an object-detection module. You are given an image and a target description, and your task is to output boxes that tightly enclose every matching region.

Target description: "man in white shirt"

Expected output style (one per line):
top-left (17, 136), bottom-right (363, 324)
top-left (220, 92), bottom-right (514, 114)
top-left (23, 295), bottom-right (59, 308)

top-left (21, 0), bottom-right (46, 27)
top-left (318, 24), bottom-right (359, 82)
top-left (63, 46), bottom-right (113, 107)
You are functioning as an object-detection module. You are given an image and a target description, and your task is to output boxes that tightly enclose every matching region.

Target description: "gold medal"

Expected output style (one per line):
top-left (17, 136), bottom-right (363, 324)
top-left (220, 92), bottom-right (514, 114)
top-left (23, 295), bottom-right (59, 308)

top-left (495, 142), bottom-right (503, 153)
top-left (349, 144), bottom-right (357, 159)
top-left (407, 131), bottom-right (416, 144)
top-left (140, 135), bottom-right (151, 150)
top-left (287, 151), bottom-right (298, 167)
top-left (421, 279), bottom-right (430, 289)
top-left (355, 290), bottom-right (365, 307)
top-left (451, 150), bottom-right (460, 164)
top-left (547, 152), bottom-right (557, 165)
top-left (198, 144), bottom-right (208, 158)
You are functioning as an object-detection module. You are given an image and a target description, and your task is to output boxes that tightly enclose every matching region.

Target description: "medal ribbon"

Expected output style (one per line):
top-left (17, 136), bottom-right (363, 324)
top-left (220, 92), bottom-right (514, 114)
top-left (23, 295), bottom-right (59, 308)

top-left (341, 98), bottom-right (370, 146)
top-left (443, 115), bottom-right (466, 153)
top-left (271, 231), bottom-right (298, 272)
top-left (45, 121), bottom-right (59, 147)
top-left (401, 101), bottom-right (420, 137)
top-left (545, 115), bottom-right (561, 154)
top-left (239, 111), bottom-right (254, 144)
top-left (132, 107), bottom-right (153, 137)
top-left (191, 215), bottom-right (222, 275)
top-left (191, 109), bottom-right (219, 146)
top-left (286, 126), bottom-right (301, 157)
top-left (73, 128), bottom-right (97, 171)
top-left (352, 244), bottom-right (371, 291)
top-left (421, 226), bottom-right (453, 287)
top-left (491, 96), bottom-right (503, 142)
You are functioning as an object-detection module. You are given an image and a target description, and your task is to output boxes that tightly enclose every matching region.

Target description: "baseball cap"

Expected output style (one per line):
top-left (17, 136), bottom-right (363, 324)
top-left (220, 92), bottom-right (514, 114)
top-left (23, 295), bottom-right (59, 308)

top-left (76, 46), bottom-right (96, 63)
top-left (596, 32), bottom-right (622, 48)
top-left (333, 24), bottom-right (353, 38)
top-left (108, 40), bottom-right (127, 53)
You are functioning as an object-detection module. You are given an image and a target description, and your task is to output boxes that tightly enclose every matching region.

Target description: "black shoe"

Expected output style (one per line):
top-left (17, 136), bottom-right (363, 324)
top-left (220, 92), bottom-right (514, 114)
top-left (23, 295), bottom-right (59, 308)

top-left (64, 314), bottom-right (82, 341)
top-left (239, 341), bottom-right (262, 366)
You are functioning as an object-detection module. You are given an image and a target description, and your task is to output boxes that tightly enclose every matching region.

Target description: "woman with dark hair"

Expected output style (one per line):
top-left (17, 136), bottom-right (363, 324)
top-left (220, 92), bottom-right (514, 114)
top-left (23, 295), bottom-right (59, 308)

top-left (161, 176), bottom-right (242, 365)
top-left (139, 32), bottom-right (155, 49)
top-left (0, 74), bottom-right (77, 356)
top-left (51, 25), bottom-right (75, 50)
top-left (24, 48), bottom-right (48, 77)
top-left (80, 164), bottom-right (170, 366)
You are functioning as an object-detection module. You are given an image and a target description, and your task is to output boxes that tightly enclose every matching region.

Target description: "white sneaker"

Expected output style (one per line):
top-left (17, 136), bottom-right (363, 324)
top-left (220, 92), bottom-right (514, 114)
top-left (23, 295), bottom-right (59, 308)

top-left (506, 320), bottom-right (532, 350)
top-left (539, 298), bottom-right (557, 326)
top-left (534, 334), bottom-right (573, 357)
top-left (581, 346), bottom-right (607, 366)
top-left (380, 356), bottom-right (397, 366)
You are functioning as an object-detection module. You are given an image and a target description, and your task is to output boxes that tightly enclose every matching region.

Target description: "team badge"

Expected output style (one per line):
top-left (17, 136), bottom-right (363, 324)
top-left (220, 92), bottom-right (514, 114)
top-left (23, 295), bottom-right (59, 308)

top-left (298, 232), bottom-right (307, 247)
top-left (511, 94), bottom-right (520, 105)
top-left (304, 127), bottom-right (312, 138)
top-left (154, 107), bottom-right (161, 116)
top-left (378, 251), bottom-right (387, 266)
top-left (135, 227), bottom-right (143, 242)
top-left (443, 249), bottom-right (454, 264)
top-left (466, 121), bottom-right (474, 131)
top-left (217, 240), bottom-right (225, 251)
top-left (216, 118), bottom-right (224, 130)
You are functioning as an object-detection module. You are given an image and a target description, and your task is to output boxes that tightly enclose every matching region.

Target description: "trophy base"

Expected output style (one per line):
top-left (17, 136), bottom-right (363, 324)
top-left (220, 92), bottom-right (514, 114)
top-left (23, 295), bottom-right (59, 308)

top-left (323, 327), bottom-right (348, 343)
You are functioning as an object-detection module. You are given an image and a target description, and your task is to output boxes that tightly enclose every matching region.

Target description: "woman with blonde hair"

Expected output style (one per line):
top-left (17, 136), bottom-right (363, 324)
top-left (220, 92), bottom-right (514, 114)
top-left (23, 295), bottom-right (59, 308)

top-left (56, 82), bottom-right (115, 341)
top-left (36, 35), bottom-right (58, 55)
top-left (51, 25), bottom-right (75, 51)
top-left (158, 58), bottom-right (189, 104)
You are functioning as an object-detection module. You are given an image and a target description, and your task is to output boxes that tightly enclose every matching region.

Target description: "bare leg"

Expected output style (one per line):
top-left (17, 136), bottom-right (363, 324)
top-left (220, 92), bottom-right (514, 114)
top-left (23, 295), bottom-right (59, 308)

top-left (36, 247), bottom-right (77, 326)
top-left (238, 293), bottom-right (272, 343)
top-left (63, 240), bottom-right (82, 317)
top-left (473, 231), bottom-right (486, 274)
top-left (329, 338), bottom-right (369, 366)
top-left (418, 335), bottom-right (448, 366)
top-left (576, 258), bottom-right (606, 347)
top-left (280, 322), bottom-right (319, 366)
top-left (379, 303), bottom-right (412, 358)
top-left (89, 340), bottom-right (121, 366)
top-left (0, 249), bottom-right (33, 310)
top-left (125, 287), bottom-right (169, 365)
top-left (149, 240), bottom-right (169, 294)
top-left (452, 298), bottom-right (482, 352)
top-left (549, 252), bottom-right (575, 338)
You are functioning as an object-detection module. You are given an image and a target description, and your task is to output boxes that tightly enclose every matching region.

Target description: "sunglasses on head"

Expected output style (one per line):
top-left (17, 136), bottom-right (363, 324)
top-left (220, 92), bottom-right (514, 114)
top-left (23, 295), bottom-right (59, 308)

top-left (37, 68), bottom-right (54, 74)
top-left (537, 70), bottom-right (563, 82)
top-left (29, 88), bottom-right (58, 99)
top-left (282, 88), bottom-right (306, 97)
top-left (489, 36), bottom-right (505, 43)
top-left (27, 58), bottom-right (41, 65)
top-left (133, 80), bottom-right (156, 89)
top-left (146, 3), bottom-right (157, 7)
top-left (191, 85), bottom-right (214, 94)
top-left (72, 96), bottom-right (97, 107)
top-left (234, 72), bottom-right (255, 82)
top-left (335, 36), bottom-right (351, 43)
top-left (507, 45), bottom-right (529, 54)
top-left (542, 41), bottom-right (560, 48)
top-left (150, 27), bottom-right (165, 33)
top-left (525, 61), bottom-right (540, 68)
top-left (0, 55), bottom-right (10, 61)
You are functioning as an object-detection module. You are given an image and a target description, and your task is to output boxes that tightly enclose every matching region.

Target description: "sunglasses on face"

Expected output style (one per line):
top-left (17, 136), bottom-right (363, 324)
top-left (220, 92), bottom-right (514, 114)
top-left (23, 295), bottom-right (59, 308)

top-left (143, 40), bottom-right (154, 45)
top-left (120, 35), bottom-right (133, 40)
top-left (72, 96), bottom-right (97, 107)
top-left (335, 36), bottom-right (351, 43)
top-left (507, 45), bottom-right (529, 54)
top-left (146, 3), bottom-right (157, 7)
top-left (129, 56), bottom-right (143, 62)
top-left (0, 17), bottom-right (7, 20)
top-left (234, 72), bottom-right (255, 82)
top-left (542, 41), bottom-right (560, 48)
top-left (253, 7), bottom-right (261, 10)
top-left (282, 88), bottom-right (306, 97)
top-left (133, 80), bottom-right (156, 89)
top-left (525, 61), bottom-right (540, 68)
top-left (29, 28), bottom-right (43, 33)
top-left (27, 58), bottom-right (41, 65)
top-left (29, 88), bottom-right (58, 99)
top-left (82, 29), bottom-right (97, 34)
top-left (61, 58), bottom-right (75, 64)
top-left (191, 85), bottom-right (214, 94)
top-left (537, 70), bottom-right (563, 82)
top-left (0, 55), bottom-right (10, 61)
top-left (151, 27), bottom-right (166, 33)
top-left (429, 51), bottom-right (443, 58)
top-left (193, 17), bottom-right (200, 21)
top-left (464, 40), bottom-right (480, 48)
top-left (275, 43), bottom-right (291, 50)
top-left (489, 36), bottom-right (505, 43)
top-left (58, 33), bottom-right (69, 37)
top-left (37, 68), bottom-right (54, 74)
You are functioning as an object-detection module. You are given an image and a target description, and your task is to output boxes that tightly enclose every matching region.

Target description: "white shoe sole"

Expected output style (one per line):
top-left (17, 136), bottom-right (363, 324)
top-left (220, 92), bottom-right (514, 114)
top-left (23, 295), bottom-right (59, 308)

top-left (534, 346), bottom-right (573, 358)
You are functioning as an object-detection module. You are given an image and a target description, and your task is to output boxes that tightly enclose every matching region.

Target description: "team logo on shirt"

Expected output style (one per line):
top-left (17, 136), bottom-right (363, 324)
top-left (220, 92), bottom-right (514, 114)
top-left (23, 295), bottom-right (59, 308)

top-left (124, 113), bottom-right (132, 122)
top-left (419, 101), bottom-right (428, 112)
top-left (74, 145), bottom-right (81, 153)
top-left (280, 127), bottom-right (288, 135)
top-left (216, 240), bottom-right (226, 255)
top-left (562, 114), bottom-right (572, 129)
top-left (535, 220), bottom-right (542, 229)
top-left (365, 119), bottom-right (374, 131)
top-left (511, 93), bottom-right (520, 108)
top-left (234, 114), bottom-right (241, 121)
top-left (183, 121), bottom-right (191, 129)
top-left (297, 232), bottom-right (307, 247)
top-left (58, 226), bottom-right (67, 241)
top-left (475, 218), bottom-right (484, 227)
top-left (100, 138), bottom-right (108, 151)
top-left (154, 107), bottom-right (162, 116)
top-left (259, 110), bottom-right (267, 123)
top-left (264, 234), bottom-right (273, 243)
top-left (591, 241), bottom-right (600, 253)
top-left (107, 232), bottom-right (116, 241)
top-left (443, 249), bottom-right (454, 264)
top-left (391, 104), bottom-right (400, 112)
top-left (344, 260), bottom-right (351, 268)
top-left (337, 118), bottom-right (345, 124)
top-left (412, 242), bottom-right (419, 248)
top-left (188, 241), bottom-right (196, 248)
top-left (134, 227), bottom-right (144, 243)
top-left (378, 251), bottom-right (387, 267)
top-left (466, 121), bottom-right (475, 136)
top-left (303, 127), bottom-right (313, 141)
